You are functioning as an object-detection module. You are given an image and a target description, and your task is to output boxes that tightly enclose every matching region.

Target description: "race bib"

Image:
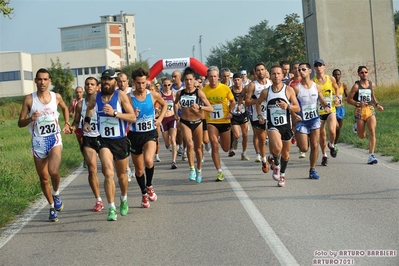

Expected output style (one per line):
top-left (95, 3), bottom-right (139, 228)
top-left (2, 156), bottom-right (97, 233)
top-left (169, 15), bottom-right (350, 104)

top-left (302, 103), bottom-right (318, 121)
top-left (210, 104), bottom-right (224, 120)
top-left (358, 89), bottom-right (371, 102)
top-left (180, 95), bottom-right (196, 108)
top-left (99, 116), bottom-right (121, 138)
top-left (36, 117), bottom-right (58, 137)
top-left (166, 100), bottom-right (174, 111)
top-left (269, 106), bottom-right (288, 126)
top-left (319, 96), bottom-right (332, 110)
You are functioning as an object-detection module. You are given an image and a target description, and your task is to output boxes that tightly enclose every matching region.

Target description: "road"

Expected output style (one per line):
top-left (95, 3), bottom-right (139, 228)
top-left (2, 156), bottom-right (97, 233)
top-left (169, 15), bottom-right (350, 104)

top-left (0, 132), bottom-right (398, 266)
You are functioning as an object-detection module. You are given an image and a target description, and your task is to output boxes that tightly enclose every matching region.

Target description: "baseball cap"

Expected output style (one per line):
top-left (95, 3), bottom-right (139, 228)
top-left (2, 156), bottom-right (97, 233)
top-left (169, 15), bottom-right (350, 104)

top-left (233, 73), bottom-right (242, 79)
top-left (240, 70), bottom-right (247, 75)
top-left (101, 69), bottom-right (118, 79)
top-left (229, 72), bottom-right (234, 78)
top-left (314, 59), bottom-right (325, 66)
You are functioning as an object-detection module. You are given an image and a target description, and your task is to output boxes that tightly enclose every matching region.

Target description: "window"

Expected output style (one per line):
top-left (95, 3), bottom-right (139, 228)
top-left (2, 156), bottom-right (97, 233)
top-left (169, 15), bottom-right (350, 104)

top-left (97, 67), bottom-right (103, 73)
top-left (24, 71), bottom-right (33, 80)
top-left (127, 31), bottom-right (129, 35)
top-left (0, 71), bottom-right (21, 82)
top-left (84, 68), bottom-right (89, 75)
top-left (128, 42), bottom-right (130, 47)
top-left (91, 67), bottom-right (96, 74)
top-left (132, 23), bottom-right (134, 27)
top-left (305, 0), bottom-right (313, 16)
top-left (78, 68), bottom-right (83, 75)
top-left (126, 18), bottom-right (128, 22)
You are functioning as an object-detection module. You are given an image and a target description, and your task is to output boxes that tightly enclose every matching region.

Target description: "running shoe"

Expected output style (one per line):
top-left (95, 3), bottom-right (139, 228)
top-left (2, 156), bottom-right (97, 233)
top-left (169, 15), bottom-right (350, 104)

top-left (255, 154), bottom-right (261, 162)
top-left (228, 150), bottom-right (235, 157)
top-left (188, 168), bottom-right (196, 181)
top-left (278, 174), bottom-right (286, 187)
top-left (299, 151), bottom-right (306, 159)
top-left (321, 156), bottom-right (328, 166)
top-left (262, 161), bottom-right (269, 173)
top-left (141, 194), bottom-right (150, 208)
top-left (182, 151), bottom-right (187, 161)
top-left (171, 161), bottom-right (177, 169)
top-left (267, 155), bottom-right (275, 170)
top-left (120, 198), bottom-right (129, 216)
top-left (291, 137), bottom-right (296, 145)
top-left (53, 195), bottom-right (64, 212)
top-left (177, 146), bottom-right (183, 156)
top-left (92, 201), bottom-right (104, 212)
top-left (196, 170), bottom-right (202, 183)
top-left (328, 143), bottom-right (338, 158)
top-left (202, 156), bottom-right (205, 163)
top-left (215, 172), bottom-right (224, 182)
top-left (241, 152), bottom-right (250, 161)
top-left (126, 167), bottom-right (132, 182)
top-left (107, 207), bottom-right (117, 221)
top-left (309, 169), bottom-right (320, 179)
top-left (49, 208), bottom-right (58, 222)
top-left (232, 138), bottom-right (238, 150)
top-left (204, 142), bottom-right (211, 152)
top-left (147, 186), bottom-right (157, 202)
top-left (367, 154), bottom-right (379, 165)
top-left (273, 165), bottom-right (281, 181)
top-left (154, 154), bottom-right (161, 162)
top-left (266, 137), bottom-right (269, 145)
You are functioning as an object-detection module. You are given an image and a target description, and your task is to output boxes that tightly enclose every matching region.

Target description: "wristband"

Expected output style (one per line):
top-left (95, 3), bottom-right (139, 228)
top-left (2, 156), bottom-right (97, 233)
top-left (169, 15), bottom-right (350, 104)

top-left (257, 114), bottom-right (263, 119)
top-left (356, 102), bottom-right (360, 107)
top-left (65, 122), bottom-right (71, 126)
top-left (375, 102), bottom-right (380, 107)
top-left (84, 117), bottom-right (91, 123)
top-left (199, 105), bottom-right (202, 110)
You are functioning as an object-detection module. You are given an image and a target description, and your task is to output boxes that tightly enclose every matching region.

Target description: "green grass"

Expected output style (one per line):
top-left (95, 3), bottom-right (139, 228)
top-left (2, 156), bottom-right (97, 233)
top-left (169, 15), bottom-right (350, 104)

top-left (0, 103), bottom-right (82, 228)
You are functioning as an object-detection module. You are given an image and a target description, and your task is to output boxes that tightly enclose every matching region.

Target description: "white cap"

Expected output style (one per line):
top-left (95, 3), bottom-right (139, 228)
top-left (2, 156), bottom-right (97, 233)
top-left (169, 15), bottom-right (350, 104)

top-left (229, 72), bottom-right (233, 78)
top-left (241, 70), bottom-right (247, 75)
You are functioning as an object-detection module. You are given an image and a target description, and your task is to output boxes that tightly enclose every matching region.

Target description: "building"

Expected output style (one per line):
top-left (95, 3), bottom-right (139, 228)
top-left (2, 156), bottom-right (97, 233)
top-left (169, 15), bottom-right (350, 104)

top-left (60, 11), bottom-right (137, 67)
top-left (0, 49), bottom-right (121, 98)
top-left (302, 0), bottom-right (398, 85)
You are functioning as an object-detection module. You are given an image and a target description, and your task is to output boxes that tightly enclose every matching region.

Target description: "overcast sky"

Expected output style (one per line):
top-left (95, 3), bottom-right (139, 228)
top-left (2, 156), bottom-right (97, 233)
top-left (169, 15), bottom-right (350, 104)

top-left (1, 0), bottom-right (399, 68)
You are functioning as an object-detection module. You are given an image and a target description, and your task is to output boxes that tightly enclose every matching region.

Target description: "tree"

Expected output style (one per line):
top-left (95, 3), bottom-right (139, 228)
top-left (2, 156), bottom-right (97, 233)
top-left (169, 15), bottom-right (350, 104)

top-left (0, 0), bottom-right (14, 18)
top-left (47, 58), bottom-right (75, 104)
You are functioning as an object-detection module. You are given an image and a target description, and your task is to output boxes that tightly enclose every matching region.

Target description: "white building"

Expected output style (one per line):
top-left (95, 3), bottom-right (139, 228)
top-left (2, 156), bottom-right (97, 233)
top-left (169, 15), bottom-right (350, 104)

top-left (60, 11), bottom-right (137, 67)
top-left (0, 49), bottom-right (121, 98)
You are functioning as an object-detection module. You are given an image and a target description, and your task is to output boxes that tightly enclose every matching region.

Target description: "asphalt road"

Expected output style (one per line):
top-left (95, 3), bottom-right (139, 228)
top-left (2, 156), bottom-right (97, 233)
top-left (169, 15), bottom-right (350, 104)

top-left (1, 131), bottom-right (398, 266)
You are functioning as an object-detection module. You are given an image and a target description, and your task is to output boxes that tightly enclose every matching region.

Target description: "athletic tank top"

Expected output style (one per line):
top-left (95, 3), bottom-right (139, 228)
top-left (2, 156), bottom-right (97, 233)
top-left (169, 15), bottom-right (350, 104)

top-left (231, 86), bottom-right (245, 114)
top-left (81, 98), bottom-right (100, 137)
top-left (313, 75), bottom-right (336, 114)
top-left (334, 82), bottom-right (344, 107)
top-left (161, 91), bottom-right (175, 113)
top-left (251, 80), bottom-right (271, 120)
top-left (297, 82), bottom-right (319, 121)
top-left (29, 91), bottom-right (60, 137)
top-left (354, 80), bottom-right (372, 104)
top-left (266, 84), bottom-right (291, 128)
top-left (96, 90), bottom-right (127, 139)
top-left (129, 90), bottom-right (156, 133)
top-left (179, 89), bottom-right (200, 108)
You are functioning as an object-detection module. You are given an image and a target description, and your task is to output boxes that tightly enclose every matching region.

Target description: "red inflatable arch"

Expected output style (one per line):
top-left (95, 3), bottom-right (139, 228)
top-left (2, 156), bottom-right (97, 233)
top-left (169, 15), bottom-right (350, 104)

top-left (149, 57), bottom-right (207, 81)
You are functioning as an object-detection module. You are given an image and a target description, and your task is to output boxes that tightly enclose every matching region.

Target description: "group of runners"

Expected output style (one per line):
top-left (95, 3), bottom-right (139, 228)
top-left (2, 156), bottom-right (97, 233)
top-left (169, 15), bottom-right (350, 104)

top-left (18, 59), bottom-right (384, 222)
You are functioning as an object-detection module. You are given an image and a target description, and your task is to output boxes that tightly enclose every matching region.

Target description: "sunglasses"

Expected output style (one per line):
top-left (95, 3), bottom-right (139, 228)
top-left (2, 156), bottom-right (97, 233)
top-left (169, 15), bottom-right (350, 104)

top-left (359, 71), bottom-right (368, 74)
top-left (298, 68), bottom-right (309, 72)
top-left (163, 84), bottom-right (172, 86)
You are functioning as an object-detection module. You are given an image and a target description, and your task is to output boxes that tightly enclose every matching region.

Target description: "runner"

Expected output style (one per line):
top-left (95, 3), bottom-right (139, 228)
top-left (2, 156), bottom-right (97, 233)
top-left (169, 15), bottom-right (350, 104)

top-left (128, 67), bottom-right (167, 208)
top-left (347, 66), bottom-right (384, 164)
top-left (84, 69), bottom-right (136, 221)
top-left (202, 66), bottom-right (236, 181)
top-left (256, 65), bottom-right (300, 187)
top-left (174, 67), bottom-right (213, 183)
top-left (69, 86), bottom-right (85, 166)
top-left (332, 69), bottom-right (349, 144)
top-left (72, 77), bottom-right (103, 211)
top-left (18, 68), bottom-right (71, 222)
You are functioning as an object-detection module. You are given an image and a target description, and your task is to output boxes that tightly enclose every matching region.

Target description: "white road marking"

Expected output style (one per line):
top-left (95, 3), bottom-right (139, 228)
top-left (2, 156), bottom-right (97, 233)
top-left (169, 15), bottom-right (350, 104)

top-left (222, 161), bottom-right (300, 266)
top-left (0, 166), bottom-right (84, 249)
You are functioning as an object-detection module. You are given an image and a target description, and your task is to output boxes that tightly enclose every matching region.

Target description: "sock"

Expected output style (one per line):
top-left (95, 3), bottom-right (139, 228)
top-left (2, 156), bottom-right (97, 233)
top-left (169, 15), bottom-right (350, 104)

top-left (52, 189), bottom-right (59, 196)
top-left (218, 169), bottom-right (222, 173)
top-left (50, 203), bottom-right (54, 208)
top-left (190, 166), bottom-right (195, 170)
top-left (280, 158), bottom-right (289, 173)
top-left (145, 166), bottom-right (154, 187)
top-left (109, 202), bottom-right (115, 208)
top-left (197, 169), bottom-right (202, 172)
top-left (136, 174), bottom-right (147, 194)
top-left (323, 153), bottom-right (327, 157)
top-left (273, 154), bottom-right (281, 166)
top-left (96, 197), bottom-right (102, 202)
top-left (262, 157), bottom-right (267, 163)
top-left (120, 195), bottom-right (127, 201)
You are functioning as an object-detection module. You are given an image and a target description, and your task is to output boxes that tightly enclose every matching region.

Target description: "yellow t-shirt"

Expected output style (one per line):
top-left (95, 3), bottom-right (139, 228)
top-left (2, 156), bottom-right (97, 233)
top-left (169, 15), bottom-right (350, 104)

top-left (202, 83), bottom-right (234, 124)
top-left (314, 75), bottom-right (336, 114)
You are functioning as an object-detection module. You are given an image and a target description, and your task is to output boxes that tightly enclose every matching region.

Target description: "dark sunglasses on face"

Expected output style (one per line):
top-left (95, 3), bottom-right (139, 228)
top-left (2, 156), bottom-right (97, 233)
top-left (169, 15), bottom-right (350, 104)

top-left (298, 68), bottom-right (308, 72)
top-left (163, 84), bottom-right (172, 86)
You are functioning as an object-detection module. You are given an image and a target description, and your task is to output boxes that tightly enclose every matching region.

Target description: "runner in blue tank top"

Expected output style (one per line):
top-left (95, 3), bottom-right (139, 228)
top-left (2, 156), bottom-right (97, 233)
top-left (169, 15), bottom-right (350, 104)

top-left (84, 69), bottom-right (136, 221)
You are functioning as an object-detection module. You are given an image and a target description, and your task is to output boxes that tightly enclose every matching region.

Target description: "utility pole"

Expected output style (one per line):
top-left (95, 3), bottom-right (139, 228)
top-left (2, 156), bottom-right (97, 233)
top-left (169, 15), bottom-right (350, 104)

top-left (192, 45), bottom-right (195, 58)
top-left (199, 35), bottom-right (203, 62)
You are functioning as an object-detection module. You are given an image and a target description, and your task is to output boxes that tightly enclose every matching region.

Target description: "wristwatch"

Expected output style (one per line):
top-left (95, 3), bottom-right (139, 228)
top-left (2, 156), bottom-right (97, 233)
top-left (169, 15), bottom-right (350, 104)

top-left (113, 111), bottom-right (118, 117)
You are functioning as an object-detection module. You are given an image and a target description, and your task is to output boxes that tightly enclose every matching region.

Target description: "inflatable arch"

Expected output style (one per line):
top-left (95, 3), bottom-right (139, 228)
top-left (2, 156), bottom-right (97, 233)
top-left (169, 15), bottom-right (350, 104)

top-left (149, 57), bottom-right (208, 81)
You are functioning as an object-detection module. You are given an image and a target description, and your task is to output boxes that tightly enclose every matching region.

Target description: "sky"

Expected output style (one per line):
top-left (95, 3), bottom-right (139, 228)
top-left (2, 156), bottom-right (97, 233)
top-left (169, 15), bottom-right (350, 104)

top-left (1, 0), bottom-right (399, 69)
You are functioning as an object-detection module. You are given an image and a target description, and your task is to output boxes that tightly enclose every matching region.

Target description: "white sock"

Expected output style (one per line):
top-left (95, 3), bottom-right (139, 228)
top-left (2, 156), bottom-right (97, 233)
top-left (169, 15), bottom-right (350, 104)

top-left (96, 197), bottom-right (102, 202)
top-left (109, 202), bottom-right (115, 208)
top-left (52, 189), bottom-right (59, 196)
top-left (120, 195), bottom-right (127, 201)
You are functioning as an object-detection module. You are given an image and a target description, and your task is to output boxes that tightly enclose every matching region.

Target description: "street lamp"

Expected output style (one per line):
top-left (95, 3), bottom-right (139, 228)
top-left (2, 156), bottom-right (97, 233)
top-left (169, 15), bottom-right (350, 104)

top-left (139, 48), bottom-right (151, 61)
top-left (143, 55), bottom-right (155, 62)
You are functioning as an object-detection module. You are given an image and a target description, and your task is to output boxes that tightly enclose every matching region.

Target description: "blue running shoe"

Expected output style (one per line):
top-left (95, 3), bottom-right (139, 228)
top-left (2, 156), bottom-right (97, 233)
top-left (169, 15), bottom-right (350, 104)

top-left (196, 170), bottom-right (202, 183)
top-left (49, 208), bottom-right (58, 222)
top-left (188, 168), bottom-right (196, 181)
top-left (53, 195), bottom-right (64, 211)
top-left (367, 154), bottom-right (378, 165)
top-left (309, 169), bottom-right (320, 180)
